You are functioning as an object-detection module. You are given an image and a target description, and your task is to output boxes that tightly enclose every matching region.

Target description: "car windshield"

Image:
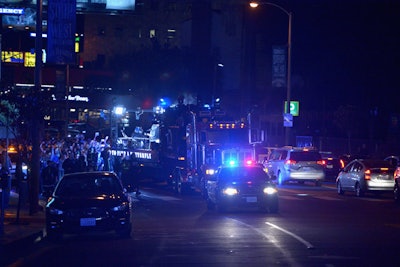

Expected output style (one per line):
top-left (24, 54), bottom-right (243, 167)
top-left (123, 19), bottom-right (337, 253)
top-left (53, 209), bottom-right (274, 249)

top-left (219, 167), bottom-right (268, 182)
top-left (290, 151), bottom-right (322, 161)
top-left (55, 174), bottom-right (123, 197)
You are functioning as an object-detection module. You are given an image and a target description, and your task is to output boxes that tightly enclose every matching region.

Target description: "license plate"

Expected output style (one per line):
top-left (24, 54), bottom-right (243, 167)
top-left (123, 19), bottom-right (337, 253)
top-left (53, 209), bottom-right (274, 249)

top-left (246, 197), bottom-right (257, 203)
top-left (378, 175), bottom-right (389, 180)
top-left (80, 218), bottom-right (96, 226)
top-left (326, 165), bottom-right (333, 169)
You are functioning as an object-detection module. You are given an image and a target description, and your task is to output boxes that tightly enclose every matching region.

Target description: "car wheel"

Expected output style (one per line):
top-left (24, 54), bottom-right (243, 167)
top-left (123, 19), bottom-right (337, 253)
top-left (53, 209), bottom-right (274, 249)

top-left (206, 198), bottom-right (215, 210)
top-left (394, 183), bottom-right (400, 203)
top-left (117, 225), bottom-right (132, 239)
top-left (277, 172), bottom-right (284, 185)
top-left (177, 182), bottom-right (188, 195)
top-left (268, 199), bottom-right (279, 213)
top-left (46, 228), bottom-right (62, 241)
top-left (355, 183), bottom-right (364, 197)
top-left (216, 203), bottom-right (227, 213)
top-left (337, 181), bottom-right (344, 195)
top-left (315, 180), bottom-right (321, 187)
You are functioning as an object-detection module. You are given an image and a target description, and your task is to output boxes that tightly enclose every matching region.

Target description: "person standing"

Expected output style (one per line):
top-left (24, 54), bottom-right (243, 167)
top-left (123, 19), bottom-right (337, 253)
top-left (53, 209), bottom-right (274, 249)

top-left (41, 160), bottom-right (59, 197)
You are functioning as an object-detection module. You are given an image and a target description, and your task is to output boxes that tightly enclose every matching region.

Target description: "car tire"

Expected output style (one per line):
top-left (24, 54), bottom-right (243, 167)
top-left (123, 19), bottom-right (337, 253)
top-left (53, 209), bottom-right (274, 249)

top-left (46, 228), bottom-right (62, 241)
top-left (117, 226), bottom-right (132, 239)
top-left (206, 199), bottom-right (215, 210)
top-left (216, 203), bottom-right (226, 213)
top-left (337, 181), bottom-right (344, 195)
top-left (355, 183), bottom-right (364, 197)
top-left (278, 172), bottom-right (285, 185)
top-left (268, 200), bottom-right (279, 213)
top-left (394, 183), bottom-right (400, 203)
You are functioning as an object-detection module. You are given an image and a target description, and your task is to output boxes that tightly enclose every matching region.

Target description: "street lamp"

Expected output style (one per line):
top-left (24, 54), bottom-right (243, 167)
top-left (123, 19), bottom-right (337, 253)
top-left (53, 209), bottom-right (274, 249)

top-left (249, 1), bottom-right (292, 145)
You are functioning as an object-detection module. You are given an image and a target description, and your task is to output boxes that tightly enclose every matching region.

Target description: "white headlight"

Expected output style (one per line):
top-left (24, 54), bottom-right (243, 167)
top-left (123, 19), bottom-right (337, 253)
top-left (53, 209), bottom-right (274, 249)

top-left (223, 187), bottom-right (239, 196)
top-left (263, 187), bottom-right (277, 195)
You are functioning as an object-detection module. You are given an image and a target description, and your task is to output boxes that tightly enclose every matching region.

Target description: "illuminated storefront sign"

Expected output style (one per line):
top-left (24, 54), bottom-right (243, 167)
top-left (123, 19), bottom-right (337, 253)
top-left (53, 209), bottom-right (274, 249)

top-left (24, 50), bottom-right (47, 67)
top-left (110, 149), bottom-right (152, 160)
top-left (0, 8), bottom-right (24, 15)
top-left (68, 95), bottom-right (89, 102)
top-left (1, 51), bottom-right (23, 63)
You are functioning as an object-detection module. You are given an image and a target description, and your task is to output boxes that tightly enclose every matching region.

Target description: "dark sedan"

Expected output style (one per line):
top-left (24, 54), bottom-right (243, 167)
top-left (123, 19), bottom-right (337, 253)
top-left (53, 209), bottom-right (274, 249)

top-left (46, 171), bottom-right (132, 240)
top-left (205, 163), bottom-right (278, 213)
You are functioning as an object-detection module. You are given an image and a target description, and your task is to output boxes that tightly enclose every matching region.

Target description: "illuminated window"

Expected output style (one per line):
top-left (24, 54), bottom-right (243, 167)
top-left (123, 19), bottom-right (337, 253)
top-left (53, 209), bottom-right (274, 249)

top-left (150, 29), bottom-right (156, 38)
top-left (24, 49), bottom-right (47, 67)
top-left (167, 29), bottom-right (176, 39)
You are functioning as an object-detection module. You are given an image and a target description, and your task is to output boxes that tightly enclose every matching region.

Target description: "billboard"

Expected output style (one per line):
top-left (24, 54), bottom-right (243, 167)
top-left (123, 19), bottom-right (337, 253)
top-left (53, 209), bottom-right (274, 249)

top-left (0, 0), bottom-right (135, 11)
top-left (47, 0), bottom-right (76, 64)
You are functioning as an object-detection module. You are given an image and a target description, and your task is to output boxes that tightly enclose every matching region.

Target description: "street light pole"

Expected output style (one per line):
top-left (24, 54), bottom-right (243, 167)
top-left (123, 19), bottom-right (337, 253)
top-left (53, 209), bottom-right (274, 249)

top-left (249, 1), bottom-right (292, 145)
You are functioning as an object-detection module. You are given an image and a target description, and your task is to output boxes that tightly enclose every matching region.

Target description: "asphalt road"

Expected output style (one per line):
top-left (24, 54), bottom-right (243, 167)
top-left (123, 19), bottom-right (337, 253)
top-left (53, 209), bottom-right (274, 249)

top-left (7, 181), bottom-right (400, 267)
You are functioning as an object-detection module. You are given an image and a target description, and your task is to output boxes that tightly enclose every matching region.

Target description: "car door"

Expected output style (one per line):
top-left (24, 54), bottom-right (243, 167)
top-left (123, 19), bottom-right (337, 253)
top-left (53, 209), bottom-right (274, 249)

top-left (340, 161), bottom-right (354, 189)
top-left (348, 161), bottom-right (363, 190)
top-left (263, 149), bottom-right (279, 178)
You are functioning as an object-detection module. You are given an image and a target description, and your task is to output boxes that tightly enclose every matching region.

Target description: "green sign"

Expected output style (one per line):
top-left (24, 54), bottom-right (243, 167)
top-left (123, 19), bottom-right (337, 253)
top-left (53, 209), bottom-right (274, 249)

top-left (284, 101), bottom-right (299, 116)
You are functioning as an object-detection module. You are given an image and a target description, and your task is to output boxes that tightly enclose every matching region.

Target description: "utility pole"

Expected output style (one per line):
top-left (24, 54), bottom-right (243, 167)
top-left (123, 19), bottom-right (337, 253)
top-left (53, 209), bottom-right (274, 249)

top-left (29, 0), bottom-right (43, 215)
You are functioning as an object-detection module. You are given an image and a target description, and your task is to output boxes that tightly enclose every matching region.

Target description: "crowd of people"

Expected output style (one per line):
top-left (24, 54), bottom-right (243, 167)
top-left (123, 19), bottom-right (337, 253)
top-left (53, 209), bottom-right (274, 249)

top-left (1, 132), bottom-right (142, 197)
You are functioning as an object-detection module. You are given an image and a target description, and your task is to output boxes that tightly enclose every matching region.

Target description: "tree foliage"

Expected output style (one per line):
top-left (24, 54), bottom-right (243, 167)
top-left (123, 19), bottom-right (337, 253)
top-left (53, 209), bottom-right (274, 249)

top-left (0, 99), bottom-right (20, 138)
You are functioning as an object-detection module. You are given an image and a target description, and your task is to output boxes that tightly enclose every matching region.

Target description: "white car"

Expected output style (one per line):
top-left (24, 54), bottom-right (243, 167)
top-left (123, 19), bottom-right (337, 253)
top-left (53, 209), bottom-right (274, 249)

top-left (263, 147), bottom-right (325, 186)
top-left (337, 159), bottom-right (395, 197)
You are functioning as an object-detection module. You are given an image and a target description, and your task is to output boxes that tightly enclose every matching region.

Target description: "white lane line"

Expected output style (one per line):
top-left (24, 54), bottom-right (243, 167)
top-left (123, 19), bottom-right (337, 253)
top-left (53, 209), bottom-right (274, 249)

top-left (266, 222), bottom-right (315, 249)
top-left (229, 218), bottom-right (302, 267)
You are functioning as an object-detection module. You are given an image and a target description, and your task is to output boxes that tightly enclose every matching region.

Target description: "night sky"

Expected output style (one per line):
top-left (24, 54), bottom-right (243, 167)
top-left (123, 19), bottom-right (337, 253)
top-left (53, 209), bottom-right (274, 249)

top-left (259, 0), bottom-right (400, 114)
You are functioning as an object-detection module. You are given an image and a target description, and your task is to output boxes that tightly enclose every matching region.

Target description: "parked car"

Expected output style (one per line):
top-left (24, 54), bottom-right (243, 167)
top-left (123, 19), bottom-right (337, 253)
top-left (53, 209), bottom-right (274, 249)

top-left (336, 159), bottom-right (395, 197)
top-left (263, 147), bottom-right (325, 186)
top-left (46, 171), bottom-right (132, 240)
top-left (319, 151), bottom-right (344, 180)
top-left (205, 162), bottom-right (278, 213)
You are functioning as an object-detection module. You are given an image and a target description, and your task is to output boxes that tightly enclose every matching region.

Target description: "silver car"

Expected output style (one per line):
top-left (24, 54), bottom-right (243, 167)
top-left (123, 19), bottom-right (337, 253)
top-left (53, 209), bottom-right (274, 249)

top-left (263, 147), bottom-right (325, 186)
top-left (336, 159), bottom-right (395, 197)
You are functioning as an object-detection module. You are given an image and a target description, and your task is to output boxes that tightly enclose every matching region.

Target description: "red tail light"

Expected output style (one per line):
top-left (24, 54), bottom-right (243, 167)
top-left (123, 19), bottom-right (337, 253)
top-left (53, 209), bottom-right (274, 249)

top-left (317, 160), bottom-right (326, 166)
top-left (395, 168), bottom-right (400, 178)
top-left (340, 159), bottom-right (346, 169)
top-left (285, 159), bottom-right (296, 165)
top-left (364, 169), bottom-right (371, 180)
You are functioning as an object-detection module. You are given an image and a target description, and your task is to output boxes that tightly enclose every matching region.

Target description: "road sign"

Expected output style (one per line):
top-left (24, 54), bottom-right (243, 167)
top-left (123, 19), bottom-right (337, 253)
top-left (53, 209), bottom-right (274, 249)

top-left (283, 113), bottom-right (293, 127)
top-left (284, 101), bottom-right (299, 116)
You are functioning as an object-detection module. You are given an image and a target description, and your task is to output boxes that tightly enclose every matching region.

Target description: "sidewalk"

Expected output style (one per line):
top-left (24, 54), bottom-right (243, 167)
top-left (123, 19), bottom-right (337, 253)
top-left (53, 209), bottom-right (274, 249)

top-left (0, 190), bottom-right (46, 255)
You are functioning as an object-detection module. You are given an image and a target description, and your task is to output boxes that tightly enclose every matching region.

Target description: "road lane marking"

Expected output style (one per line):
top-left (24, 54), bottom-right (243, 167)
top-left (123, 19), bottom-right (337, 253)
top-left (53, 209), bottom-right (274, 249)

top-left (229, 218), bottom-right (302, 267)
top-left (266, 222), bottom-right (315, 249)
